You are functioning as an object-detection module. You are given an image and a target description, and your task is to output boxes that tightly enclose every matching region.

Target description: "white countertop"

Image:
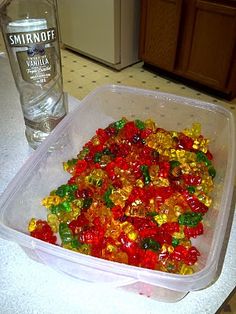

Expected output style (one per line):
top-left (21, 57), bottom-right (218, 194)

top-left (0, 53), bottom-right (235, 314)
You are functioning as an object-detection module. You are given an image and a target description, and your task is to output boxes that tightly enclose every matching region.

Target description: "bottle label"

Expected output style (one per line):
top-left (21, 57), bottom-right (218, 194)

top-left (7, 28), bottom-right (57, 85)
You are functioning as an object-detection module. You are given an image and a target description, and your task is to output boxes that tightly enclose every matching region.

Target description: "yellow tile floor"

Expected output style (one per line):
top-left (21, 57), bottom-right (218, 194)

top-left (0, 33), bottom-right (235, 312)
top-left (60, 48), bottom-right (236, 122)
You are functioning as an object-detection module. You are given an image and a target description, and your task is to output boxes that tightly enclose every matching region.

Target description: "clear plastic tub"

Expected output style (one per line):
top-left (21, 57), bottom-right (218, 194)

top-left (0, 85), bottom-right (235, 302)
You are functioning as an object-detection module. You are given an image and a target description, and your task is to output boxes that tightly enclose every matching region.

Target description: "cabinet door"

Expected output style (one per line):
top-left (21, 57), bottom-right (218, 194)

top-left (140, 0), bottom-right (183, 71)
top-left (184, 0), bottom-right (236, 89)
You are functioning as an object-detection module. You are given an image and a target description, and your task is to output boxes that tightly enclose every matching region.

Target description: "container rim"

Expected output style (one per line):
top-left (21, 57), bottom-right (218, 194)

top-left (84, 84), bottom-right (235, 117)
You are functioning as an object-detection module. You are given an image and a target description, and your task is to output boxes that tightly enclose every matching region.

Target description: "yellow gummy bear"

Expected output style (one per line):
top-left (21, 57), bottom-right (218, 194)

top-left (172, 231), bottom-right (185, 240)
top-left (28, 218), bottom-right (37, 232)
top-left (47, 213), bottom-right (59, 233)
top-left (41, 195), bottom-right (62, 209)
top-left (127, 231), bottom-right (138, 241)
top-left (144, 119), bottom-right (156, 131)
top-left (153, 214), bottom-right (167, 226)
top-left (183, 123), bottom-right (201, 138)
top-left (86, 169), bottom-right (107, 187)
top-left (180, 264), bottom-right (194, 275)
top-left (161, 243), bottom-right (174, 254)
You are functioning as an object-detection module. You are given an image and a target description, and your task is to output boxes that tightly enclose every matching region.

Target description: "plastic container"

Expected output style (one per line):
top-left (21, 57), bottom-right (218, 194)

top-left (0, 85), bottom-right (235, 302)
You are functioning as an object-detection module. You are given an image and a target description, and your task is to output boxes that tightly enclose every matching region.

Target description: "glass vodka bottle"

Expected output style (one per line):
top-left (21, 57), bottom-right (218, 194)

top-left (0, 0), bottom-right (67, 149)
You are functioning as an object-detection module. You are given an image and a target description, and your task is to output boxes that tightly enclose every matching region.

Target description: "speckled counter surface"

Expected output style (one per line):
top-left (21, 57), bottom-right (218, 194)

top-left (0, 53), bottom-right (235, 314)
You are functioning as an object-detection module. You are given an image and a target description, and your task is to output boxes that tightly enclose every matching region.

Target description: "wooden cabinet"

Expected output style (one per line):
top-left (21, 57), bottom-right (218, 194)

top-left (139, 0), bottom-right (183, 71)
top-left (140, 0), bottom-right (236, 99)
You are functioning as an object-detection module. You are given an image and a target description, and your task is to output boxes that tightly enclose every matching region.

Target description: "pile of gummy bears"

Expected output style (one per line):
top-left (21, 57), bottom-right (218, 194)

top-left (28, 118), bottom-right (216, 275)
